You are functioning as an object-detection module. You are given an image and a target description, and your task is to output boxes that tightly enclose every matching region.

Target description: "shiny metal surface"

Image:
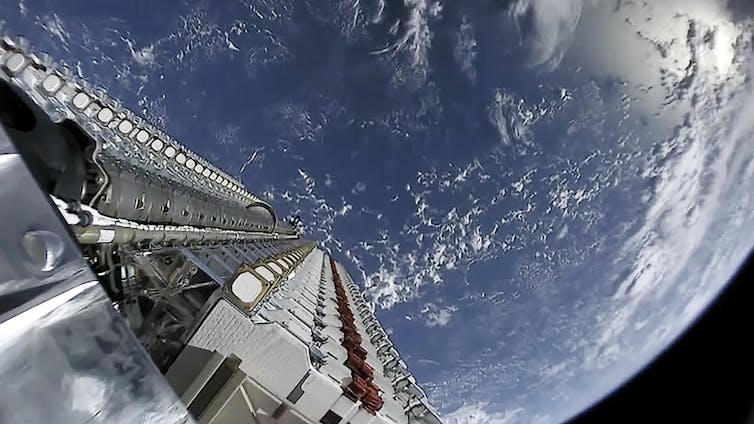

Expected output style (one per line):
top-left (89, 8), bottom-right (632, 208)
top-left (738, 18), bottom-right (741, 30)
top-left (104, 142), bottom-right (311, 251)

top-left (0, 35), bottom-right (292, 235)
top-left (0, 124), bottom-right (192, 423)
top-left (0, 283), bottom-right (192, 423)
top-left (0, 123), bottom-right (90, 312)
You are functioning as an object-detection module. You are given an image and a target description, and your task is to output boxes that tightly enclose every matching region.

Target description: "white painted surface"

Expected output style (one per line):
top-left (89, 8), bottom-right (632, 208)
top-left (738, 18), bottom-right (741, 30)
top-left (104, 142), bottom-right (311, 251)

top-left (322, 325), bottom-right (342, 342)
top-left (150, 138), bottom-right (164, 151)
top-left (189, 302), bottom-right (311, 402)
top-left (41, 74), bottom-right (62, 92)
top-left (242, 380), bottom-right (281, 420)
top-left (255, 266), bottom-right (275, 281)
top-left (294, 371), bottom-right (341, 420)
top-left (135, 130), bottom-right (150, 143)
top-left (268, 262), bottom-right (283, 274)
top-left (231, 272), bottom-right (264, 303)
top-left (301, 291), bottom-right (318, 305)
top-left (329, 396), bottom-right (357, 419)
top-left (380, 399), bottom-right (407, 424)
top-left (322, 315), bottom-right (342, 328)
top-left (71, 92), bottom-right (90, 109)
top-left (117, 119), bottom-right (133, 134)
top-left (351, 408), bottom-right (381, 424)
top-left (322, 340), bottom-right (348, 361)
top-left (184, 248), bottom-right (418, 424)
top-left (282, 301), bottom-right (314, 325)
top-left (5, 53), bottom-right (26, 73)
top-left (96, 107), bottom-right (114, 123)
top-left (261, 309), bottom-right (313, 344)
top-left (294, 297), bottom-right (316, 315)
top-left (277, 408), bottom-right (309, 424)
top-left (320, 361), bottom-right (351, 387)
top-left (322, 304), bottom-right (339, 316)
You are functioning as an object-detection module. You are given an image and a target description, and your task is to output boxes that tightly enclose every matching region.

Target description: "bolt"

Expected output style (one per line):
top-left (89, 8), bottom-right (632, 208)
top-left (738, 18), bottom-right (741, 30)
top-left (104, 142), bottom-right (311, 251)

top-left (22, 230), bottom-right (64, 272)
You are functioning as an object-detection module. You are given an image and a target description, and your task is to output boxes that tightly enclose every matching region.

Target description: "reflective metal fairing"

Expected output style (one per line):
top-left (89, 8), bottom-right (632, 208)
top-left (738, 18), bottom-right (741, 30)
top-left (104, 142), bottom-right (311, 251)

top-left (0, 123), bottom-right (192, 422)
top-left (0, 283), bottom-right (192, 423)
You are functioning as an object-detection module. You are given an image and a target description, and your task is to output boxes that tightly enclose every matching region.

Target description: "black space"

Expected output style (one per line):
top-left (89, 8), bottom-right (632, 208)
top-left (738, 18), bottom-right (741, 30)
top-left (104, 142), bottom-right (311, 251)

top-left (572, 248), bottom-right (754, 423)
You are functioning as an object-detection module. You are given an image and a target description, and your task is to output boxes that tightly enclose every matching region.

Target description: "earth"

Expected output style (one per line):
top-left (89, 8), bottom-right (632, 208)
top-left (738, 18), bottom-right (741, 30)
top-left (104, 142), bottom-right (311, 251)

top-left (3, 1), bottom-right (754, 422)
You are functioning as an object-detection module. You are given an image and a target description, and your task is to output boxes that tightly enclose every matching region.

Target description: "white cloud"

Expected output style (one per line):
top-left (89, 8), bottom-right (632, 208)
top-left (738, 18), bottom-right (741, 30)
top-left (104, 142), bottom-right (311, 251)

top-left (429, 1), bottom-right (443, 17)
top-left (352, 181), bottom-right (367, 194)
top-left (372, 0), bottom-right (442, 85)
top-left (421, 303), bottom-right (458, 327)
top-left (224, 31), bottom-right (240, 51)
top-left (454, 15), bottom-right (477, 81)
top-left (38, 13), bottom-right (70, 52)
top-left (239, 147), bottom-right (264, 174)
top-left (507, 0), bottom-right (583, 70)
top-left (583, 21), bottom-right (754, 374)
top-left (373, 0), bottom-right (386, 23)
top-left (445, 403), bottom-right (538, 424)
top-left (118, 35), bottom-right (158, 67)
top-left (132, 45), bottom-right (156, 66)
top-left (137, 94), bottom-right (168, 129)
top-left (336, 202), bottom-right (353, 217)
top-left (487, 88), bottom-right (540, 151)
top-left (357, 162), bottom-right (513, 309)
top-left (272, 168), bottom-right (352, 250)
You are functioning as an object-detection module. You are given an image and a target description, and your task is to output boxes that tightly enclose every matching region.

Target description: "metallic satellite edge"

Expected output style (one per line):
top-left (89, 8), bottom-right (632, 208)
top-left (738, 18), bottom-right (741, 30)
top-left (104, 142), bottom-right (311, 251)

top-left (0, 34), bottom-right (442, 424)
